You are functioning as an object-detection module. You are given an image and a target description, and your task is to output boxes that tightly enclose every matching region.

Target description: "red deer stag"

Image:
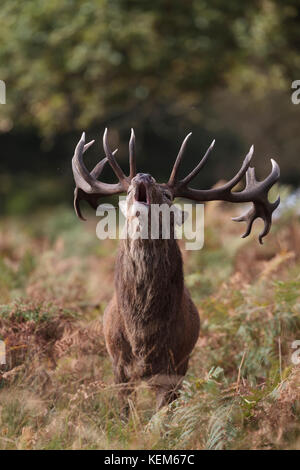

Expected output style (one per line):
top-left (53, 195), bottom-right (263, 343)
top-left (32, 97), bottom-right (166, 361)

top-left (72, 129), bottom-right (280, 409)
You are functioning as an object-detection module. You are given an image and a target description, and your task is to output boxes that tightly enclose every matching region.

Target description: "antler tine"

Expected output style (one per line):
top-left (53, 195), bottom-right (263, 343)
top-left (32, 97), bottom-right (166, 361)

top-left (83, 137), bottom-right (95, 153)
top-left (256, 158), bottom-right (280, 192)
top-left (223, 145), bottom-right (254, 194)
top-left (129, 128), bottom-right (136, 179)
top-left (180, 139), bottom-right (215, 186)
top-left (168, 132), bottom-right (192, 186)
top-left (103, 128), bottom-right (129, 187)
top-left (73, 132), bottom-right (121, 191)
top-left (72, 132), bottom-right (96, 192)
top-left (90, 149), bottom-right (117, 179)
top-left (90, 157), bottom-right (108, 179)
top-left (232, 159), bottom-right (280, 244)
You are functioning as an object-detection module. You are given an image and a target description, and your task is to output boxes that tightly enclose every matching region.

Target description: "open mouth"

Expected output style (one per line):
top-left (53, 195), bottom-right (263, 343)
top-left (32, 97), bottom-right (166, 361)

top-left (135, 182), bottom-right (150, 205)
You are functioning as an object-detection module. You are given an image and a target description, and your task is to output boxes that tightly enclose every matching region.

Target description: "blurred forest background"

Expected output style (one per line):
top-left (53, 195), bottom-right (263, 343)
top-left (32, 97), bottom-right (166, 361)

top-left (1, 1), bottom-right (300, 450)
top-left (0, 0), bottom-right (300, 215)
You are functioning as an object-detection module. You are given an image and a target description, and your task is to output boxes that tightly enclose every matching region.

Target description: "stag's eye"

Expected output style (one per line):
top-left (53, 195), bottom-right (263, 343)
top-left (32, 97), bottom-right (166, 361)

top-left (164, 191), bottom-right (172, 200)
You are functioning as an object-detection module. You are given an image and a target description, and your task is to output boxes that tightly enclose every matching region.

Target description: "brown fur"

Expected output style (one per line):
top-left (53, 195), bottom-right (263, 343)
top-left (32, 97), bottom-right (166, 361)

top-left (103, 174), bottom-right (200, 409)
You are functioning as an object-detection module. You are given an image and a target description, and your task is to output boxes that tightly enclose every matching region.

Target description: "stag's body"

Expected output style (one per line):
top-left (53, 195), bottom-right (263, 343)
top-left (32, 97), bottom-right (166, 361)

top-left (71, 127), bottom-right (280, 410)
top-left (104, 235), bottom-right (199, 407)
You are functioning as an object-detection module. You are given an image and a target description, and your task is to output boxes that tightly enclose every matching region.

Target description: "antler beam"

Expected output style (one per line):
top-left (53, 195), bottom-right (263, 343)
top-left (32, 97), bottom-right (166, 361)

top-left (167, 135), bottom-right (280, 244)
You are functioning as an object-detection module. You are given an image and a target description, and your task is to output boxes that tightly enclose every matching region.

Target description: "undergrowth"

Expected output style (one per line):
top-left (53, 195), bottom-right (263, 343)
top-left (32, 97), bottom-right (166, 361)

top-left (0, 199), bottom-right (299, 449)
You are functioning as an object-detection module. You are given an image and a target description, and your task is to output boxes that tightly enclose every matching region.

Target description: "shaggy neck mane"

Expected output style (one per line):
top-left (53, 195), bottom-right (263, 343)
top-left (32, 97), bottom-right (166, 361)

top-left (115, 237), bottom-right (184, 325)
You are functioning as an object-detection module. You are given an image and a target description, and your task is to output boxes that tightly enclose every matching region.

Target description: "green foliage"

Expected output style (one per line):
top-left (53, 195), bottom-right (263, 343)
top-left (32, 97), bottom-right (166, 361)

top-left (0, 251), bottom-right (35, 291)
top-left (275, 279), bottom-right (300, 306)
top-left (0, 0), bottom-right (260, 136)
top-left (0, 186), bottom-right (299, 450)
top-left (0, 302), bottom-right (48, 323)
top-left (0, 0), bottom-right (298, 139)
top-left (0, 0), bottom-right (299, 217)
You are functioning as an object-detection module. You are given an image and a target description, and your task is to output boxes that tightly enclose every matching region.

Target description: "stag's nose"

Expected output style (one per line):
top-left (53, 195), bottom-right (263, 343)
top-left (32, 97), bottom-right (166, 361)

top-left (135, 173), bottom-right (153, 183)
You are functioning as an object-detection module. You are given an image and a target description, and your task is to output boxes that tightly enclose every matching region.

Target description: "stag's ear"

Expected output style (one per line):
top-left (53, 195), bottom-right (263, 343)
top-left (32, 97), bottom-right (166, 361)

top-left (119, 200), bottom-right (127, 217)
top-left (172, 204), bottom-right (189, 226)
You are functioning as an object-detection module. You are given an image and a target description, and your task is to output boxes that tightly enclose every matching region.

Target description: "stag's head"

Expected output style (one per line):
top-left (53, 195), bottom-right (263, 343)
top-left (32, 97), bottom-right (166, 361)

top-left (72, 128), bottom-right (280, 244)
top-left (127, 173), bottom-right (171, 206)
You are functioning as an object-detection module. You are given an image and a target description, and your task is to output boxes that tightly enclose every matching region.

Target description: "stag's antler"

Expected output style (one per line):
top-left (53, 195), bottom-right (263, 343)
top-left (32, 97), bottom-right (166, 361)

top-left (72, 129), bottom-right (136, 220)
top-left (167, 134), bottom-right (280, 244)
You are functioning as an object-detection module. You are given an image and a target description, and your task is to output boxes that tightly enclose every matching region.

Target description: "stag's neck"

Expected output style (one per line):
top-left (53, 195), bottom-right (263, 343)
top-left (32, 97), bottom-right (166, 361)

top-left (115, 238), bottom-right (184, 323)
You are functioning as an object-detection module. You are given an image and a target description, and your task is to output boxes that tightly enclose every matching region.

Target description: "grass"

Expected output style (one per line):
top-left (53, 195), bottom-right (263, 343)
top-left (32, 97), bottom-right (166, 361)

top-left (0, 196), bottom-right (300, 450)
